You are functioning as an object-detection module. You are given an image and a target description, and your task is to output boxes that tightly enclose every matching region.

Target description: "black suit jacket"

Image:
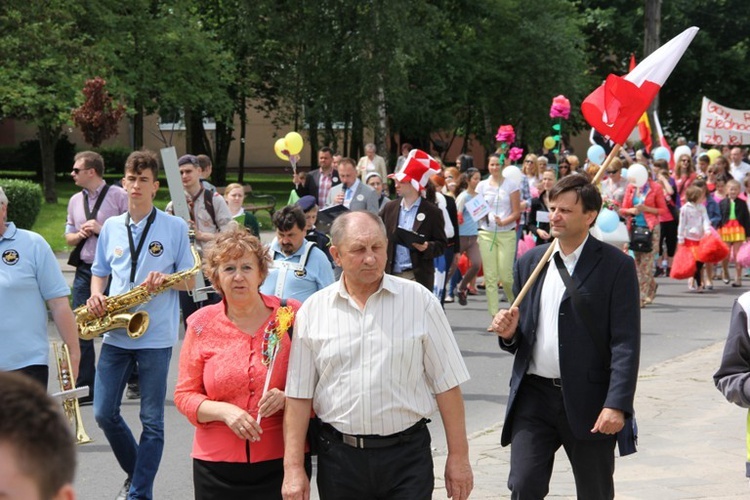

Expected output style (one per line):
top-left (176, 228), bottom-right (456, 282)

top-left (380, 198), bottom-right (447, 290)
top-left (294, 168), bottom-right (341, 201)
top-left (499, 237), bottom-right (640, 444)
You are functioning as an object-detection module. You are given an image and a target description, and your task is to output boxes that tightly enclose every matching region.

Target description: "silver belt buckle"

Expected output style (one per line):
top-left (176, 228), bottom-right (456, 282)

top-left (342, 434), bottom-right (364, 448)
top-left (552, 378), bottom-right (562, 388)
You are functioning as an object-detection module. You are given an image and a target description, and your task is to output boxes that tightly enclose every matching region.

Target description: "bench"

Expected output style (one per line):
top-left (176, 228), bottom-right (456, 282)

top-left (216, 185), bottom-right (277, 218)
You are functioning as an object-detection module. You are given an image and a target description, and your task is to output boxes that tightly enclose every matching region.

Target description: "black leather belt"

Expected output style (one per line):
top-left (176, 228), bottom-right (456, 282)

top-left (320, 419), bottom-right (429, 449)
top-left (526, 373), bottom-right (562, 388)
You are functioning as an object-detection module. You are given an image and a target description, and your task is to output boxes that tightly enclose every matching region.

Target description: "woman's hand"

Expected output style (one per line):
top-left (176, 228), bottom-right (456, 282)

top-left (258, 388), bottom-right (286, 418)
top-left (536, 229), bottom-right (550, 241)
top-left (222, 403), bottom-right (263, 441)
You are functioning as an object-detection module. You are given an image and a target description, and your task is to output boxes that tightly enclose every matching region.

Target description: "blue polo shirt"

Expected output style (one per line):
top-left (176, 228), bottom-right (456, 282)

top-left (0, 223), bottom-right (70, 370)
top-left (259, 239), bottom-right (335, 303)
top-left (92, 209), bottom-right (193, 349)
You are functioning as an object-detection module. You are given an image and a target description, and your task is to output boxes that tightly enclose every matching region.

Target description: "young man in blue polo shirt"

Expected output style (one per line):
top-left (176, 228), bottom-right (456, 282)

top-left (87, 150), bottom-right (195, 500)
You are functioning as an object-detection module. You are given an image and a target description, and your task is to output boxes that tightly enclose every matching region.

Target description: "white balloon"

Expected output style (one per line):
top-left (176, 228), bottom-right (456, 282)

top-left (502, 165), bottom-right (523, 184)
top-left (673, 145), bottom-right (692, 163)
top-left (627, 163), bottom-right (649, 188)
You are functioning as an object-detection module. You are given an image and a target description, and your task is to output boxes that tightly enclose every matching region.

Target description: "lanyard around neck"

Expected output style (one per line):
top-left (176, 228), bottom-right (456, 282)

top-left (125, 207), bottom-right (157, 286)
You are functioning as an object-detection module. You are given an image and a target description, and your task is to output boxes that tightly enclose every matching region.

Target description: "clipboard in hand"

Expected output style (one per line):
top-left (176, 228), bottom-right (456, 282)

top-left (316, 204), bottom-right (349, 234)
top-left (396, 227), bottom-right (427, 247)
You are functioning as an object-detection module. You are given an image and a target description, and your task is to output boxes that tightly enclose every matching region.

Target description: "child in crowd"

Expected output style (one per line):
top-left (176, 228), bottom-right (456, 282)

top-left (719, 180), bottom-right (750, 287)
top-left (677, 185), bottom-right (712, 292)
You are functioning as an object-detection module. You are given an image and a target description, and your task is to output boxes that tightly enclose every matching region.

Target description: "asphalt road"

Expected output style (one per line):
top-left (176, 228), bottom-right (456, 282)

top-left (55, 271), bottom-right (739, 499)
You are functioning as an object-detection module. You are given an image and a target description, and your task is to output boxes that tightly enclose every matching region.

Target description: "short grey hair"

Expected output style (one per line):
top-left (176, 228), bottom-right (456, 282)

top-left (330, 211), bottom-right (386, 247)
top-left (365, 143), bottom-right (377, 152)
top-left (0, 187), bottom-right (7, 206)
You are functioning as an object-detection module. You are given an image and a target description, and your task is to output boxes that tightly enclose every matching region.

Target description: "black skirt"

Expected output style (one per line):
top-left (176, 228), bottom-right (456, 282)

top-left (193, 455), bottom-right (311, 500)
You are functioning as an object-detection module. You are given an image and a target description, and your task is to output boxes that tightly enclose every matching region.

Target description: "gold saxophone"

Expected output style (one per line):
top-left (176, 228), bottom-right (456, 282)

top-left (75, 244), bottom-right (202, 340)
top-left (53, 342), bottom-right (92, 445)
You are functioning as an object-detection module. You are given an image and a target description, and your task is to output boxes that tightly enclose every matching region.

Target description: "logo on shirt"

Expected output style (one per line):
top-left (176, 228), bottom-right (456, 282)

top-left (294, 268), bottom-right (307, 278)
top-left (114, 247), bottom-right (124, 258)
top-left (2, 249), bottom-right (19, 265)
top-left (148, 241), bottom-right (164, 257)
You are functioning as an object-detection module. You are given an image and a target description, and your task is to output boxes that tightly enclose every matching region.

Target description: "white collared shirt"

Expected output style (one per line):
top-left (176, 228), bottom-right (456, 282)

top-left (528, 236), bottom-right (588, 378)
top-left (286, 274), bottom-right (470, 435)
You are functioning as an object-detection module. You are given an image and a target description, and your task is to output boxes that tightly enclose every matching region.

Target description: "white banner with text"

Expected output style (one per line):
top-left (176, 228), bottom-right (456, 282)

top-left (699, 96), bottom-right (750, 146)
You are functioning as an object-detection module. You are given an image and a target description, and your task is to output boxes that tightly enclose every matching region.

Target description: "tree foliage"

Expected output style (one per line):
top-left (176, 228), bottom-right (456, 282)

top-left (3, 0), bottom-right (750, 194)
top-left (0, 0), bottom-right (92, 202)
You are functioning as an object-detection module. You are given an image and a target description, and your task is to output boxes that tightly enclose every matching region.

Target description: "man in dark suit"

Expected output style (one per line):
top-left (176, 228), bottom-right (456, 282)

top-left (325, 157), bottom-right (380, 213)
top-left (491, 174), bottom-right (640, 499)
top-left (294, 146), bottom-right (340, 208)
top-left (380, 149), bottom-right (447, 291)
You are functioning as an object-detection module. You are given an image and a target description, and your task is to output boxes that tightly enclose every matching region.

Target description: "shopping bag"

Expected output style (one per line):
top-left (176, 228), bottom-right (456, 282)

top-left (670, 244), bottom-right (696, 279)
top-left (696, 228), bottom-right (730, 263)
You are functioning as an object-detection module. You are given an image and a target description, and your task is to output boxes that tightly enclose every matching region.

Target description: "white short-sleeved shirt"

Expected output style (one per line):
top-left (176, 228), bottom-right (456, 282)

top-left (476, 178), bottom-right (520, 232)
top-left (286, 274), bottom-right (470, 436)
top-left (92, 209), bottom-right (193, 349)
top-left (0, 223), bottom-right (71, 370)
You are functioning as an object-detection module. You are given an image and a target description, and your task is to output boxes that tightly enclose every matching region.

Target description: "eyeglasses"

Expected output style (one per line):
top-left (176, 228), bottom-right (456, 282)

top-left (606, 170), bottom-right (617, 174)
top-left (72, 167), bottom-right (91, 174)
top-left (559, 165), bottom-right (570, 169)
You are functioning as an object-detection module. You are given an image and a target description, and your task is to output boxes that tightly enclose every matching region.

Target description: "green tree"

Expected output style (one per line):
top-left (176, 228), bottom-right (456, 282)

top-left (0, 0), bottom-right (91, 202)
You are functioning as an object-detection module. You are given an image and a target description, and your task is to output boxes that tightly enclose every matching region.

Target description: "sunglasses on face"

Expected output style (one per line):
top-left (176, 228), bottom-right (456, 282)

top-left (559, 165), bottom-right (569, 169)
top-left (72, 167), bottom-right (90, 174)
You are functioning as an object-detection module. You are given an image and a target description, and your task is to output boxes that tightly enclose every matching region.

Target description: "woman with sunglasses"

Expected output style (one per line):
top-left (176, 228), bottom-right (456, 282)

top-left (621, 169), bottom-right (667, 307)
top-left (557, 158), bottom-right (572, 178)
top-left (674, 154), bottom-right (698, 205)
top-left (601, 158), bottom-right (629, 207)
top-left (522, 154), bottom-right (542, 194)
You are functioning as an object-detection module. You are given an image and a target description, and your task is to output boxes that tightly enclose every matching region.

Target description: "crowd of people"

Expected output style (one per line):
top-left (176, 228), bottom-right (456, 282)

top-left (3, 141), bottom-right (750, 499)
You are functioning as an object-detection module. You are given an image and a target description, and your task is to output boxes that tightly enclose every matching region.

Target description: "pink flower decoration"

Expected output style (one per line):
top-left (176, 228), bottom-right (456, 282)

top-left (549, 95), bottom-right (571, 119)
top-left (509, 147), bottom-right (524, 162)
top-left (495, 125), bottom-right (515, 144)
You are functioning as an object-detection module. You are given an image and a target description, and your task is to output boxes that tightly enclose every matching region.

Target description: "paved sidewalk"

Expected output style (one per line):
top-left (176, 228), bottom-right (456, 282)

top-left (433, 341), bottom-right (750, 499)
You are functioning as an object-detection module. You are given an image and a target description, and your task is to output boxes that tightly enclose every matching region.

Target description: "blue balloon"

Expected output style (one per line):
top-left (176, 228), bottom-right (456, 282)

top-left (652, 146), bottom-right (671, 162)
top-left (587, 144), bottom-right (606, 165)
top-left (620, 167), bottom-right (628, 179)
top-left (596, 209), bottom-right (619, 233)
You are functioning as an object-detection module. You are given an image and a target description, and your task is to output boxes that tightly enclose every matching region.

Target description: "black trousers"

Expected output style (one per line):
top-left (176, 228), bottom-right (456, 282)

top-left (508, 375), bottom-right (616, 500)
top-left (13, 365), bottom-right (49, 390)
top-left (316, 423), bottom-right (434, 500)
top-left (193, 456), bottom-right (311, 500)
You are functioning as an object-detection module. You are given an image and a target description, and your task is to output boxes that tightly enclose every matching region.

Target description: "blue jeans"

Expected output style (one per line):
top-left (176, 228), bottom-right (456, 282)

top-left (72, 264), bottom-right (96, 397)
top-left (94, 344), bottom-right (172, 500)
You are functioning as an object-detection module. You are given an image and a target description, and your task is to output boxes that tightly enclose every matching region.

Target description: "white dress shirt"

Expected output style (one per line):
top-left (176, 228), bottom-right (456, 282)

top-left (528, 236), bottom-right (588, 379)
top-left (286, 274), bottom-right (470, 436)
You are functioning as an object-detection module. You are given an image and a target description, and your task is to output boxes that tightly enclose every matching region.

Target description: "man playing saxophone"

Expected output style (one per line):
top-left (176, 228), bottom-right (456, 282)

top-left (86, 150), bottom-right (195, 500)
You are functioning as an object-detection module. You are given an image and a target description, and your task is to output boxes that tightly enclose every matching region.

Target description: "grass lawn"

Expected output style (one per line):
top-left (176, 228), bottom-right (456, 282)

top-left (28, 174), bottom-right (292, 253)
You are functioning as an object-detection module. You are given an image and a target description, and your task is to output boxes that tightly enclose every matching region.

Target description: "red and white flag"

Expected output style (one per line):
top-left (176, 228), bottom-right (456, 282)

top-left (582, 26), bottom-right (699, 146)
top-left (652, 110), bottom-right (675, 169)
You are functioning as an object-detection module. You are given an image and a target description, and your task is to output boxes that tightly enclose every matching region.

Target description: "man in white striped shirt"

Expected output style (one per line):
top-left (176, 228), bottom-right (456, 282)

top-left (282, 211), bottom-right (473, 500)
